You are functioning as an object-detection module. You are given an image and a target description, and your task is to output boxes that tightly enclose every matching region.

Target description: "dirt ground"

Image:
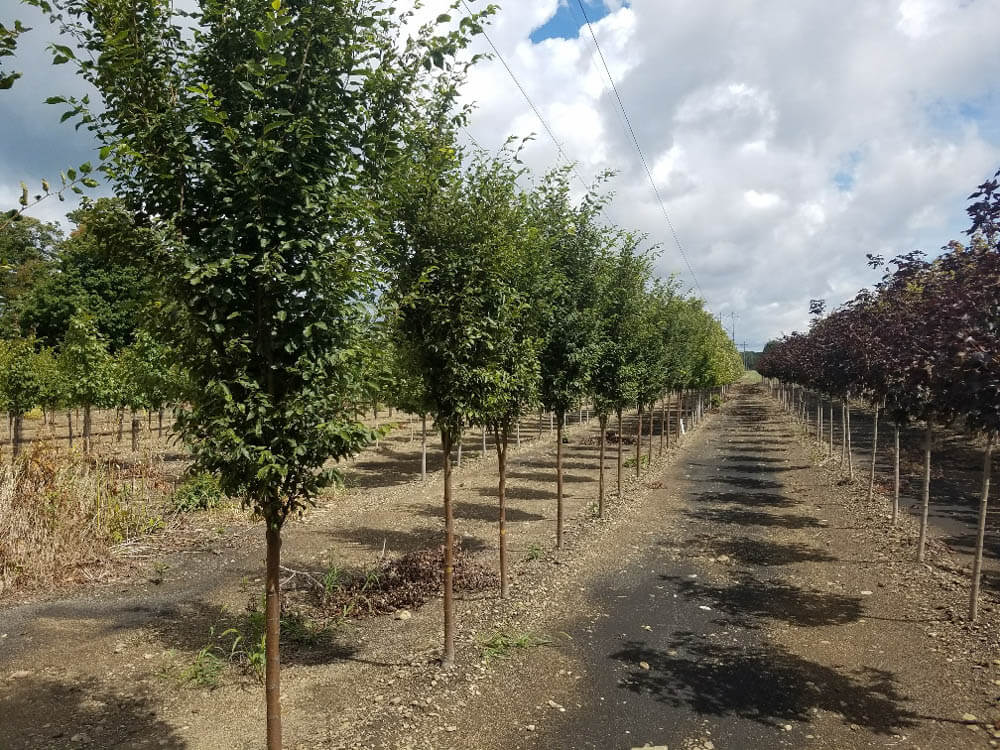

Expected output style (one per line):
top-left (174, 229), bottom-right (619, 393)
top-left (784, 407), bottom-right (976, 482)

top-left (2, 387), bottom-right (999, 749)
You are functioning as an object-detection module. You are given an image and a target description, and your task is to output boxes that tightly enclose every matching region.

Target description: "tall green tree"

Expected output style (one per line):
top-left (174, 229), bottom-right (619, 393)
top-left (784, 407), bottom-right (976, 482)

top-left (390, 131), bottom-right (541, 654)
top-left (58, 312), bottom-right (110, 454)
top-left (30, 1), bottom-right (484, 744)
top-left (591, 238), bottom-right (652, 503)
top-left (12, 199), bottom-right (158, 351)
top-left (0, 337), bottom-right (43, 458)
top-left (534, 167), bottom-right (612, 536)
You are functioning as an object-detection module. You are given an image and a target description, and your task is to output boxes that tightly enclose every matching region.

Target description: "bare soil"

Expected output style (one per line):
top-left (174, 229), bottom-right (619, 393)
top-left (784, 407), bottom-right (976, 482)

top-left (3, 388), bottom-right (998, 749)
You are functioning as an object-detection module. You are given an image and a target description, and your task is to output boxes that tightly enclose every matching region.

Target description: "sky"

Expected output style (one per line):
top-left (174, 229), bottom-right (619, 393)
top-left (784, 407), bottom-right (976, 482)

top-left (3, 0), bottom-right (1000, 350)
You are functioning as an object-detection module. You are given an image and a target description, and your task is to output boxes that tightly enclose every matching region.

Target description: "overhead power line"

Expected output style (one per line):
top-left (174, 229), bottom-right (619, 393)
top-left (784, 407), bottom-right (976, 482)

top-left (458, 0), bottom-right (596, 197)
top-left (574, 0), bottom-right (705, 299)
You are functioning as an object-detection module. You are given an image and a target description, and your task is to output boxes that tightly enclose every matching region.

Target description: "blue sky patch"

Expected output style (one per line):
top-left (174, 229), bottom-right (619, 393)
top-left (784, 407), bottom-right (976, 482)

top-left (529, 1), bottom-right (623, 44)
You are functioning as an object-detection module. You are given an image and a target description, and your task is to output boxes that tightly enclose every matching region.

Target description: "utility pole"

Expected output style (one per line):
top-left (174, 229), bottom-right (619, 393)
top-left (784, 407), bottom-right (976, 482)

top-left (727, 311), bottom-right (739, 344)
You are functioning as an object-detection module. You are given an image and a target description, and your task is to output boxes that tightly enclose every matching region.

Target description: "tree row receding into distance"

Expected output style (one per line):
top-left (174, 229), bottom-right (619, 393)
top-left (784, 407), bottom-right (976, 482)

top-left (4, 1), bottom-right (743, 747)
top-left (758, 166), bottom-right (1000, 623)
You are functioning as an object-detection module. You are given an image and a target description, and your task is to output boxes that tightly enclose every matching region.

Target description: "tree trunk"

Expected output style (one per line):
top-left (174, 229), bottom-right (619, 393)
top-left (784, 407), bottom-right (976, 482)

top-left (969, 434), bottom-right (993, 622)
top-left (892, 425), bottom-right (900, 526)
top-left (917, 424), bottom-right (932, 562)
top-left (537, 409), bottom-right (542, 440)
top-left (131, 409), bottom-right (140, 453)
top-left (457, 438), bottom-right (462, 468)
top-left (828, 402), bottom-right (833, 456)
top-left (549, 411), bottom-right (553, 439)
top-left (83, 405), bottom-right (92, 455)
top-left (868, 404), bottom-right (879, 503)
top-left (647, 401), bottom-right (653, 466)
top-left (11, 412), bottom-right (23, 461)
top-left (420, 414), bottom-right (427, 482)
top-left (616, 410), bottom-right (623, 496)
top-left (846, 398), bottom-right (854, 480)
top-left (840, 401), bottom-right (847, 466)
top-left (665, 392), bottom-right (672, 451)
top-left (373, 406), bottom-right (379, 449)
top-left (635, 404), bottom-right (642, 478)
top-left (158, 408), bottom-right (164, 437)
top-left (598, 414), bottom-right (607, 517)
top-left (495, 426), bottom-right (509, 598)
top-left (67, 410), bottom-right (74, 450)
top-left (556, 415), bottom-right (564, 549)
top-left (659, 396), bottom-right (666, 456)
top-left (441, 432), bottom-right (455, 666)
top-left (516, 421), bottom-right (520, 447)
top-left (264, 525), bottom-right (282, 750)
top-left (482, 425), bottom-right (486, 456)
top-left (116, 408), bottom-right (124, 443)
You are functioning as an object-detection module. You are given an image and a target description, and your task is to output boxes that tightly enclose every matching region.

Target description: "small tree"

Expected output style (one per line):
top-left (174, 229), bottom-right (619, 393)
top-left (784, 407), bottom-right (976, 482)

top-left (535, 167), bottom-right (611, 542)
top-left (0, 337), bottom-right (43, 458)
top-left (58, 313), bottom-right (110, 454)
top-left (591, 238), bottom-right (651, 503)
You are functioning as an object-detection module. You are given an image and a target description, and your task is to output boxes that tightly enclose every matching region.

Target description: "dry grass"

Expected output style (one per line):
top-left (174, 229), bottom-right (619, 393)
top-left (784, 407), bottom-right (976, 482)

top-left (0, 441), bottom-right (171, 597)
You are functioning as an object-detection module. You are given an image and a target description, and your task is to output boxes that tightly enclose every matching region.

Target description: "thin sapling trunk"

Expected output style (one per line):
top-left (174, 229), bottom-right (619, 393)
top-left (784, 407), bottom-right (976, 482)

top-left (494, 426), bottom-right (509, 598)
top-left (442, 432), bottom-right (456, 665)
top-left (635, 404), bottom-right (642, 478)
top-left (616, 410), bottom-right (623, 496)
top-left (556, 415), bottom-right (564, 549)
top-left (868, 403), bottom-right (879, 503)
top-left (264, 524), bottom-right (282, 749)
top-left (917, 424), bottom-right (932, 562)
top-left (893, 425), bottom-right (900, 526)
top-left (598, 414), bottom-right (607, 517)
top-left (420, 414), bottom-right (427, 482)
top-left (969, 433), bottom-right (993, 622)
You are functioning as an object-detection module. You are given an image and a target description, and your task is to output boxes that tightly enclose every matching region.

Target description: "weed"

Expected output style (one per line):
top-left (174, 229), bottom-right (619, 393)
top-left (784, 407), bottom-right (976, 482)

top-left (179, 642), bottom-right (225, 688)
top-left (523, 543), bottom-right (544, 562)
top-left (322, 564), bottom-right (345, 594)
top-left (623, 455), bottom-right (649, 469)
top-left (171, 472), bottom-right (225, 512)
top-left (478, 630), bottom-right (551, 662)
top-left (149, 561), bottom-right (169, 585)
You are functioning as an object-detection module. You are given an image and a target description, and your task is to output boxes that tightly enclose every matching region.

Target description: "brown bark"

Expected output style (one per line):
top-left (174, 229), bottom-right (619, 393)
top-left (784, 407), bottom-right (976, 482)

top-left (442, 432), bottom-right (456, 665)
top-left (846, 398), bottom-right (854, 480)
top-left (647, 402), bottom-right (653, 466)
top-left (556, 417), bottom-right (564, 549)
top-left (116, 408), bottom-right (124, 443)
top-left (659, 396), bottom-right (666, 456)
top-left (265, 525), bottom-right (282, 750)
top-left (665, 392), bottom-right (672, 451)
top-left (616, 410), bottom-right (623, 496)
top-left (495, 426), bottom-right (509, 598)
top-left (969, 434), bottom-right (993, 622)
top-left (420, 414), bottom-right (427, 482)
top-left (635, 404), bottom-right (642, 478)
top-left (67, 411), bottom-right (74, 450)
top-left (83, 405), bottom-right (92, 455)
top-left (598, 414), bottom-right (607, 518)
top-left (11, 413), bottom-right (23, 461)
top-left (131, 409), bottom-right (140, 453)
top-left (158, 409), bottom-right (164, 437)
top-left (917, 424), bottom-right (932, 562)
top-left (892, 425), bottom-right (900, 526)
top-left (867, 403), bottom-right (879, 503)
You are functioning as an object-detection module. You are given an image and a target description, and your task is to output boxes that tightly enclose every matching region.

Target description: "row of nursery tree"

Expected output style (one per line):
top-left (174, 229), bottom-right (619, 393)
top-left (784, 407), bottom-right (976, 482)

top-left (5, 1), bottom-right (742, 747)
top-left (757, 166), bottom-right (1000, 623)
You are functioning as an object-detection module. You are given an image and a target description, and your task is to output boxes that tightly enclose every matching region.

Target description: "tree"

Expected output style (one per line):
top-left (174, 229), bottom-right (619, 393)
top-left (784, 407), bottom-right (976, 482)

top-left (30, 1), bottom-right (482, 745)
top-left (58, 312), bottom-right (110, 454)
top-left (0, 337), bottom-right (43, 458)
top-left (591, 238), bottom-right (652, 505)
top-left (12, 199), bottom-right (158, 351)
top-left (390, 131), bottom-right (542, 652)
top-left (534, 167), bottom-right (611, 541)
top-left (0, 216), bottom-right (62, 328)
